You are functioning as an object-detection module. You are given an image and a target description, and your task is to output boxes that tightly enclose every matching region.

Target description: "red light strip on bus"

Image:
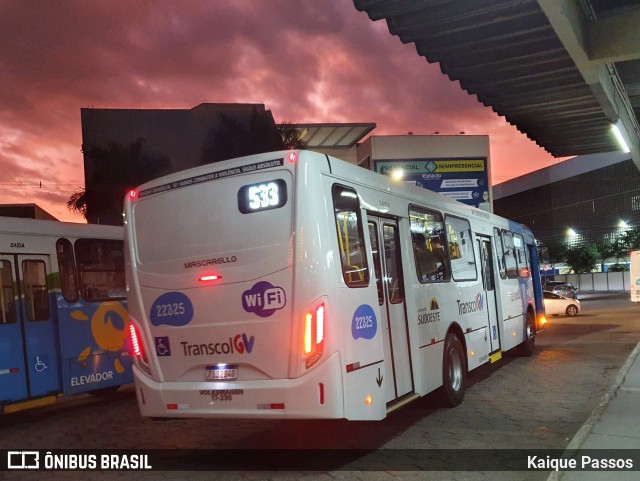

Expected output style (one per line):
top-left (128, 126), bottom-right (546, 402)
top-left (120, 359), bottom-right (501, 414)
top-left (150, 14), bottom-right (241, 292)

top-left (199, 274), bottom-right (222, 282)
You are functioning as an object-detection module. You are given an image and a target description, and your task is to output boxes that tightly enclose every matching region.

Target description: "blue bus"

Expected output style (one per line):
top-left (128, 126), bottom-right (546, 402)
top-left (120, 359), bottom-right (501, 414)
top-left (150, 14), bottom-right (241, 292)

top-left (0, 217), bottom-right (131, 413)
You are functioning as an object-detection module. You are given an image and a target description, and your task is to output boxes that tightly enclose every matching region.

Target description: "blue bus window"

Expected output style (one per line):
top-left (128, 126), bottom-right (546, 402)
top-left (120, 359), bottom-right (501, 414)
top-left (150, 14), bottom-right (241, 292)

top-left (75, 239), bottom-right (126, 301)
top-left (22, 260), bottom-right (50, 321)
top-left (0, 260), bottom-right (16, 324)
top-left (56, 238), bottom-right (79, 303)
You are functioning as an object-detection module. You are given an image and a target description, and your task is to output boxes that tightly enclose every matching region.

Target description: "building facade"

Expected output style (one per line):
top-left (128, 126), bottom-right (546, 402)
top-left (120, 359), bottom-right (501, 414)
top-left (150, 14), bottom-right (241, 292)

top-left (493, 152), bottom-right (640, 247)
top-left (80, 103), bottom-right (282, 225)
top-left (0, 204), bottom-right (58, 221)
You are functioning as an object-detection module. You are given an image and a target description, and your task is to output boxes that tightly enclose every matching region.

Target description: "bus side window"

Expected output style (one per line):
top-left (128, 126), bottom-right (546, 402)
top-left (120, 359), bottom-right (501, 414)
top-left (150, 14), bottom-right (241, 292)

top-left (22, 260), bottom-right (51, 321)
top-left (514, 234), bottom-right (530, 278)
top-left (409, 206), bottom-right (450, 282)
top-left (332, 185), bottom-right (369, 288)
top-left (0, 260), bottom-right (17, 324)
top-left (56, 238), bottom-right (79, 303)
top-left (367, 222), bottom-right (384, 305)
top-left (75, 239), bottom-right (127, 301)
top-left (494, 228), bottom-right (507, 279)
top-left (502, 231), bottom-right (518, 279)
top-left (445, 215), bottom-right (477, 281)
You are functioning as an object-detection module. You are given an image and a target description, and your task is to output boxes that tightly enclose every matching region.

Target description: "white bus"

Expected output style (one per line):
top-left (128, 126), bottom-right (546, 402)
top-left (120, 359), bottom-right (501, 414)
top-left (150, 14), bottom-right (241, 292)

top-left (631, 251), bottom-right (640, 302)
top-left (124, 150), bottom-right (546, 420)
top-left (0, 217), bottom-right (131, 413)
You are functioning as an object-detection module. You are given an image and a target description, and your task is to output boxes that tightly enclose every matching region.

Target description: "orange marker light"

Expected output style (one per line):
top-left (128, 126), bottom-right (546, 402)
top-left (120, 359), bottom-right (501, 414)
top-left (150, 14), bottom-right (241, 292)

top-left (365, 395), bottom-right (373, 406)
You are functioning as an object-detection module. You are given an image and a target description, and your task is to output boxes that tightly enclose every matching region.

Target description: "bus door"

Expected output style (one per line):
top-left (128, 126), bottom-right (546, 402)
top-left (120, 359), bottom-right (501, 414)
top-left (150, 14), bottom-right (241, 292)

top-left (477, 237), bottom-right (501, 353)
top-left (0, 254), bottom-right (60, 403)
top-left (367, 216), bottom-right (413, 403)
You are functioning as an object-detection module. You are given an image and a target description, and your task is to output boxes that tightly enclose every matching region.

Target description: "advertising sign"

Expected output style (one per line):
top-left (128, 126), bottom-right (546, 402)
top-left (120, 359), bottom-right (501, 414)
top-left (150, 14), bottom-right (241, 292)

top-left (374, 158), bottom-right (491, 211)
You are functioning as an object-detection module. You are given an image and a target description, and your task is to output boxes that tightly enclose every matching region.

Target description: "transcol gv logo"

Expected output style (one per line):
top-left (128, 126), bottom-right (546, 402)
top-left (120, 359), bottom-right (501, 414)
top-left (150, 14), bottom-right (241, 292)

top-left (457, 293), bottom-right (484, 316)
top-left (242, 281), bottom-right (286, 317)
top-left (476, 292), bottom-right (484, 311)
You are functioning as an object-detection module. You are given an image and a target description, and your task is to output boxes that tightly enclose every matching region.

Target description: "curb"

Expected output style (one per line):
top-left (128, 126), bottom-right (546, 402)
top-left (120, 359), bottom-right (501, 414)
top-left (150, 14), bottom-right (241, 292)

top-left (545, 340), bottom-right (640, 481)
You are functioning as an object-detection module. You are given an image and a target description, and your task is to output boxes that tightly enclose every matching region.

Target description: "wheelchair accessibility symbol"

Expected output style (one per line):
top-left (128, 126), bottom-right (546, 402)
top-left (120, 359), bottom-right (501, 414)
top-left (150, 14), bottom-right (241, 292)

top-left (155, 336), bottom-right (171, 356)
top-left (34, 356), bottom-right (48, 373)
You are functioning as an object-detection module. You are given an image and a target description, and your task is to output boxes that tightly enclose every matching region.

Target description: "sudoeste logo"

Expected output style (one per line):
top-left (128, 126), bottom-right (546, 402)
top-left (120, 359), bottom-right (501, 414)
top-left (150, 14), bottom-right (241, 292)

top-left (242, 281), bottom-right (286, 317)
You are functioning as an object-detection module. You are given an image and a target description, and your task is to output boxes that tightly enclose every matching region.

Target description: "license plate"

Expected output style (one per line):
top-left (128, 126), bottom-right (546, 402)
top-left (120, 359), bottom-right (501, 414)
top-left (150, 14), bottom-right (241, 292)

top-left (205, 365), bottom-right (238, 381)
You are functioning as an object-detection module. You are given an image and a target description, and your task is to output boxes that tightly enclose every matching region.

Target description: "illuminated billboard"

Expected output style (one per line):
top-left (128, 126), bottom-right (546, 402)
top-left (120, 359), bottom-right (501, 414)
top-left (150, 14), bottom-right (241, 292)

top-left (374, 157), bottom-right (491, 211)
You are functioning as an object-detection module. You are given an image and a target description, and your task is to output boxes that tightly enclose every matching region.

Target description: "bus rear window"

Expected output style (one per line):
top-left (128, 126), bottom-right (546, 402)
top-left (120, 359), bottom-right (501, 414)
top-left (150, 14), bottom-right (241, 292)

top-left (238, 179), bottom-right (287, 214)
top-left (133, 171), bottom-right (293, 265)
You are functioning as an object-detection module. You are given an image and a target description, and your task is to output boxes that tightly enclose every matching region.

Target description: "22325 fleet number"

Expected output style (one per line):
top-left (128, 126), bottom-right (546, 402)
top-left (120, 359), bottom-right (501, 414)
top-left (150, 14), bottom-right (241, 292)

top-left (155, 302), bottom-right (186, 318)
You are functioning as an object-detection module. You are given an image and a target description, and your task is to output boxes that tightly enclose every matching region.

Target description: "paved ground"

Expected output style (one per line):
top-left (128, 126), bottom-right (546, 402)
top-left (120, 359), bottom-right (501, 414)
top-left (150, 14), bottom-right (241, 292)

top-left (1, 292), bottom-right (638, 481)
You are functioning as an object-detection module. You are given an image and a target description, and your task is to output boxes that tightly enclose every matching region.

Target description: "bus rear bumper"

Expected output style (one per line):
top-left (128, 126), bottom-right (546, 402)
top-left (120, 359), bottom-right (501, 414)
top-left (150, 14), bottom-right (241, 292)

top-left (132, 351), bottom-right (346, 419)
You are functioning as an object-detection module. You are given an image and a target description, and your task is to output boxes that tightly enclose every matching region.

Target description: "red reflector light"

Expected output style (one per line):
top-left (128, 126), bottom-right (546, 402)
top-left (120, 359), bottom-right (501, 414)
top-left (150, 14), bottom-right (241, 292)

top-left (257, 403), bottom-right (285, 410)
top-left (129, 323), bottom-right (144, 358)
top-left (167, 404), bottom-right (178, 410)
top-left (129, 190), bottom-right (137, 198)
top-left (199, 274), bottom-right (222, 282)
top-left (288, 151), bottom-right (297, 163)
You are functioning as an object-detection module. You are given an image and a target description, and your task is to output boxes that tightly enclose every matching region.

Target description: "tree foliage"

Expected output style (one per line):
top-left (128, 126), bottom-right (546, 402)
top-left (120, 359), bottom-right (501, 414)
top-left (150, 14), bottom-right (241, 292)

top-left (539, 239), bottom-right (567, 267)
top-left (277, 121), bottom-right (306, 149)
top-left (564, 243), bottom-right (601, 274)
top-left (67, 138), bottom-right (172, 224)
top-left (620, 227), bottom-right (640, 251)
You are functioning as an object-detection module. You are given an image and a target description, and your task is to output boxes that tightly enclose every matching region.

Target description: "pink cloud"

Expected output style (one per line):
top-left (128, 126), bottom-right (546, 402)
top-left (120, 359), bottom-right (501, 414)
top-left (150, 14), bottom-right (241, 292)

top-left (0, 0), bottom-right (563, 222)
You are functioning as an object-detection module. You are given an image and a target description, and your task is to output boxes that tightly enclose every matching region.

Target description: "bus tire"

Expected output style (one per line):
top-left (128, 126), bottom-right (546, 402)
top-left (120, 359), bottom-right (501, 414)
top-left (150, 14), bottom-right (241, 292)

top-left (440, 332), bottom-right (466, 407)
top-left (517, 310), bottom-right (536, 357)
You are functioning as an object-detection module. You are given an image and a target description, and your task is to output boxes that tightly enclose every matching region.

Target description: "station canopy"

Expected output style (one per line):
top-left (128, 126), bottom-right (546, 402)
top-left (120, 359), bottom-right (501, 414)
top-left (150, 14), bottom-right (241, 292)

top-left (353, 0), bottom-right (640, 170)
top-left (287, 123), bottom-right (376, 149)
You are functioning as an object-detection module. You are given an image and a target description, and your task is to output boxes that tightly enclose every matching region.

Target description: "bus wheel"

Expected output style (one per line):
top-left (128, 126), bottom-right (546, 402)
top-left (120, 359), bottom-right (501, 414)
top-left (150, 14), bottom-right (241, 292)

top-left (517, 311), bottom-right (536, 357)
top-left (441, 332), bottom-right (466, 407)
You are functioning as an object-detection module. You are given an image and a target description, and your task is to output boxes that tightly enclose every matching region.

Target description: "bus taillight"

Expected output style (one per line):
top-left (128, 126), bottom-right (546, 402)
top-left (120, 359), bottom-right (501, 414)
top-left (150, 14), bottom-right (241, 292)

top-left (199, 274), bottom-right (222, 282)
top-left (129, 323), bottom-right (147, 362)
top-left (304, 303), bottom-right (325, 369)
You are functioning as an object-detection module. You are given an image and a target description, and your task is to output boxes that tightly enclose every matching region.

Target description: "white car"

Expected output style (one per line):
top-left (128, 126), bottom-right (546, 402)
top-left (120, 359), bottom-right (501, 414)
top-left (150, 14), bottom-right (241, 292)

top-left (543, 291), bottom-right (581, 317)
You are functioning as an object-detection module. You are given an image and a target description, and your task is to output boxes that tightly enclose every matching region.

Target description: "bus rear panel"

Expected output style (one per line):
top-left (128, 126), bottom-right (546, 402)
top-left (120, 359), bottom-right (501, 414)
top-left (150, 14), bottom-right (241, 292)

top-left (126, 152), bottom-right (360, 418)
